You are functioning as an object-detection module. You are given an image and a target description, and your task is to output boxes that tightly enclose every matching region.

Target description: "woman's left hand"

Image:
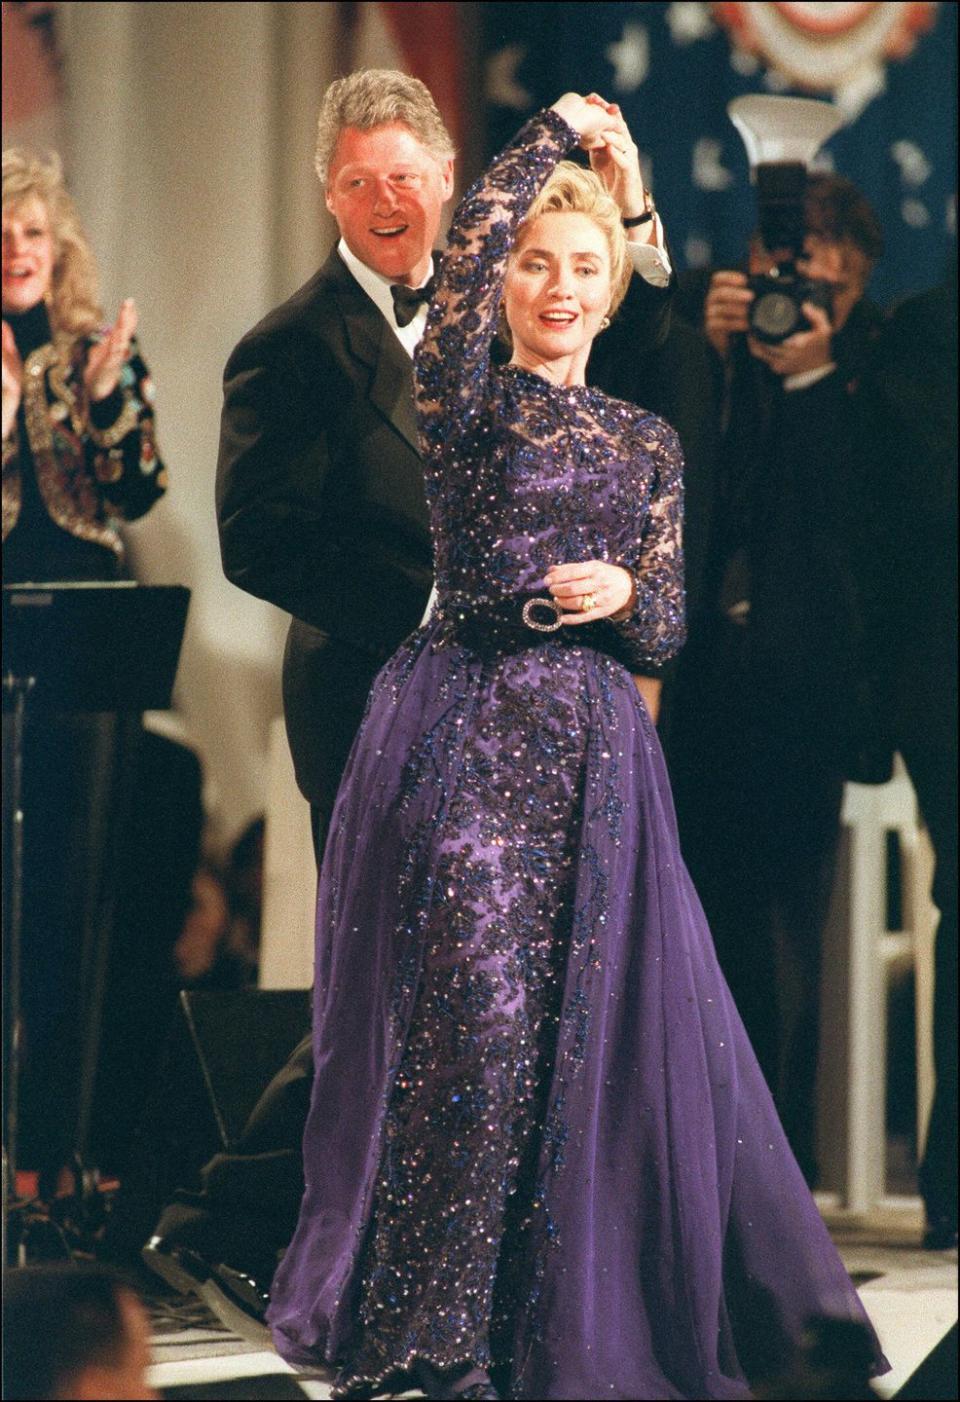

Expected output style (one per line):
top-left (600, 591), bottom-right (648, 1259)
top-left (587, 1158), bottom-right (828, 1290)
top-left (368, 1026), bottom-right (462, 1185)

top-left (584, 97), bottom-right (647, 221)
top-left (84, 297), bottom-right (138, 402)
top-left (544, 560), bottom-right (635, 624)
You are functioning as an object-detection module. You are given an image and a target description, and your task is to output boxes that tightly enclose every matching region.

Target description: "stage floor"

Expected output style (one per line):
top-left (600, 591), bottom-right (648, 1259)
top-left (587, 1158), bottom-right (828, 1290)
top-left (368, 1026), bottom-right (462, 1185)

top-left (145, 1208), bottom-right (958, 1401)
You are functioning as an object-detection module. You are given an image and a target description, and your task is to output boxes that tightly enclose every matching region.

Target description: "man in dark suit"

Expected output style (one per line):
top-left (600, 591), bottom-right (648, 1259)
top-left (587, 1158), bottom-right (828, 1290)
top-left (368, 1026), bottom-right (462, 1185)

top-left (143, 72), bottom-right (678, 1328)
top-left (215, 75), bottom-right (454, 849)
top-left (669, 176), bottom-right (888, 1186)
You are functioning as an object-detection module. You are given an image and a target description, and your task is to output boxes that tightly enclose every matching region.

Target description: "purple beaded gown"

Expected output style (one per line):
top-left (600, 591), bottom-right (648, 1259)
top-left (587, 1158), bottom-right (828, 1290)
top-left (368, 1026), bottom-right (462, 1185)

top-left (267, 110), bottom-right (889, 1400)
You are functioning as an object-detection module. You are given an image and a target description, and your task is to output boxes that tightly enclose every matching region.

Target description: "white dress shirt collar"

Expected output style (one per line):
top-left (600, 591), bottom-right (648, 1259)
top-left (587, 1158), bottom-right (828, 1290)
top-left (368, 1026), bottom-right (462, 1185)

top-left (337, 237), bottom-right (434, 357)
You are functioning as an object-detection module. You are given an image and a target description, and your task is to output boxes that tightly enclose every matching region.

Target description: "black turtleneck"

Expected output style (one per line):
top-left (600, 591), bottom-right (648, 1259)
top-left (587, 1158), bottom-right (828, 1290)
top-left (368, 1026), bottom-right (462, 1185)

top-left (4, 302), bottom-right (120, 583)
top-left (8, 299), bottom-right (54, 359)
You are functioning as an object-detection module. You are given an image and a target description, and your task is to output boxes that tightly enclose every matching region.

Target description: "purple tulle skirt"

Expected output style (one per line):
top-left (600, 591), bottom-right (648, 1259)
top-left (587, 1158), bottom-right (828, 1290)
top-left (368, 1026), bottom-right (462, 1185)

top-left (267, 624), bottom-right (889, 1399)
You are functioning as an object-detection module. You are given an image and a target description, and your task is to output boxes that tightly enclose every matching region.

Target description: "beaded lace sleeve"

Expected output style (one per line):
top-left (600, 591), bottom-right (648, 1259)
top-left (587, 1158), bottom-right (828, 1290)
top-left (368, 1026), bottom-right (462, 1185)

top-left (414, 108), bottom-right (577, 479)
top-left (612, 415), bottom-right (687, 669)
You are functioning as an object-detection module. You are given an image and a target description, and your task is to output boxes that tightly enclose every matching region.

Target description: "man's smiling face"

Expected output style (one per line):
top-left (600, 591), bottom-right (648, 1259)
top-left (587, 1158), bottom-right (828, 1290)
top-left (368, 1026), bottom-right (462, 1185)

top-left (325, 122), bottom-right (454, 288)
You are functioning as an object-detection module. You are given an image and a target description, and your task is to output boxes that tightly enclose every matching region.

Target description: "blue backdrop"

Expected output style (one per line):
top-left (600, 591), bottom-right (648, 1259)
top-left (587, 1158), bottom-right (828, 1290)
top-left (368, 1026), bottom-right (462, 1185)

top-left (481, 2), bottom-right (957, 307)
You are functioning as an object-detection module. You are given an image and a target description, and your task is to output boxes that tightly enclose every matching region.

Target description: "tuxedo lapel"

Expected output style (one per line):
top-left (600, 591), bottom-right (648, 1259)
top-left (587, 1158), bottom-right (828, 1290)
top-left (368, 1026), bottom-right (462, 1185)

top-left (369, 321), bottom-right (420, 455)
top-left (329, 251), bottom-right (420, 457)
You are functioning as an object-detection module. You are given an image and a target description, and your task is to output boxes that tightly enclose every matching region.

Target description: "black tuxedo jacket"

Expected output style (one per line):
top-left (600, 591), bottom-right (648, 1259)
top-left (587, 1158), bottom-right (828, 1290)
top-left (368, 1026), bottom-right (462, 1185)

top-left (216, 246), bottom-right (674, 814)
top-left (216, 249), bottom-right (434, 814)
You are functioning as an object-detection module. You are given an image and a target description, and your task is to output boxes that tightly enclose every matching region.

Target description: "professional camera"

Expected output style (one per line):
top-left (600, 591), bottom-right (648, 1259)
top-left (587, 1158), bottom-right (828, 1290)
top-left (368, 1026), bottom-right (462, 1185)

top-left (728, 96), bottom-right (844, 344)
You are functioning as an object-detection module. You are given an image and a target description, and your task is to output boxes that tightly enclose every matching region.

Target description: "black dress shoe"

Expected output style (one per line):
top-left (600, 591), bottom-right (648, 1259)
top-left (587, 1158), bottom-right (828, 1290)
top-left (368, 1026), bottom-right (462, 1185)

top-left (142, 1236), bottom-right (273, 1345)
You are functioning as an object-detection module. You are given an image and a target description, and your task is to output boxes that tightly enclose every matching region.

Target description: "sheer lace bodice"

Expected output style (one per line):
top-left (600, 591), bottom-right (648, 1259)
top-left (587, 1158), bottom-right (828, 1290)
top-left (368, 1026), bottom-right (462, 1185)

top-left (414, 107), bottom-right (686, 671)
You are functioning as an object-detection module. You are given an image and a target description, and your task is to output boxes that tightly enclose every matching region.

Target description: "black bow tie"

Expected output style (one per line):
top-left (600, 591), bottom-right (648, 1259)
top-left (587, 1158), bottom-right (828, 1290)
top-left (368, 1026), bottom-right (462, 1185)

top-left (390, 273), bottom-right (437, 328)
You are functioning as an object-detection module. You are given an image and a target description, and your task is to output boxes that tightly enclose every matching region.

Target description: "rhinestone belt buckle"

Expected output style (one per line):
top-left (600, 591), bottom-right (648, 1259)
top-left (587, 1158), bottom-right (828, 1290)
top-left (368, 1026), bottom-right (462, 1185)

top-left (521, 596), bottom-right (563, 633)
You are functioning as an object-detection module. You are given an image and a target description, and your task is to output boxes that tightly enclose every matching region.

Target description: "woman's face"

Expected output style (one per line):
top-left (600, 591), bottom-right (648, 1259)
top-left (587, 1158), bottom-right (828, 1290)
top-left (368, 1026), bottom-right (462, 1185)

top-left (504, 211), bottom-right (612, 371)
top-left (2, 193), bottom-right (55, 315)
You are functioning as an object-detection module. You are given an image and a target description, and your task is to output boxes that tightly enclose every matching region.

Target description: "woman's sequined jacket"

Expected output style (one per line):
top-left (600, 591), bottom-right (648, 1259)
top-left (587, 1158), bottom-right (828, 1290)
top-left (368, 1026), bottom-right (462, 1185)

top-left (2, 330), bottom-right (166, 557)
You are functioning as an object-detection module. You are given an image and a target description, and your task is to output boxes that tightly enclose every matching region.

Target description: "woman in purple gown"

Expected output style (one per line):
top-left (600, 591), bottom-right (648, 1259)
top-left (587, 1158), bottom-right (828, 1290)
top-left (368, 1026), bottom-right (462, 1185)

top-left (267, 94), bottom-right (889, 1401)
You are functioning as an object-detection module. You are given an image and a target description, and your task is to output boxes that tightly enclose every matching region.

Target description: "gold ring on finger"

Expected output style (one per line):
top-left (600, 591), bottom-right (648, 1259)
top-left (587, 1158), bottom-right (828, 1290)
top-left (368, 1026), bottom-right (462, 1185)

top-left (581, 592), bottom-right (597, 613)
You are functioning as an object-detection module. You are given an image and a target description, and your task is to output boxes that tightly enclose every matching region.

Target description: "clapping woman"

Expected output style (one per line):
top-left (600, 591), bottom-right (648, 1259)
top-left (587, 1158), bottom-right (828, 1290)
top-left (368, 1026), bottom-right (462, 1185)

top-left (2, 149), bottom-right (167, 1190)
top-left (2, 148), bottom-right (165, 581)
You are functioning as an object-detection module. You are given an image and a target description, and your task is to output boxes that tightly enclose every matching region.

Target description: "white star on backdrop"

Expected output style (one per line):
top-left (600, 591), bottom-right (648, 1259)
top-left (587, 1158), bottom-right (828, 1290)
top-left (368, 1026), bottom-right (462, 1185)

top-left (901, 198), bottom-right (930, 228)
top-left (665, 1), bottom-right (715, 46)
top-left (691, 138), bottom-right (734, 192)
top-left (605, 22), bottom-right (650, 93)
top-left (486, 45), bottom-right (532, 110)
top-left (729, 47), bottom-right (760, 77)
top-left (891, 140), bottom-right (932, 188)
top-left (684, 234), bottom-right (713, 268)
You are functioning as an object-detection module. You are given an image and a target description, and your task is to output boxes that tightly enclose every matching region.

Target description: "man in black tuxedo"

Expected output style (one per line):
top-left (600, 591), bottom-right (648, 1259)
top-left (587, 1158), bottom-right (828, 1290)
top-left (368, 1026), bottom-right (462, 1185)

top-left (215, 76), bottom-right (453, 850)
top-left (144, 71), bottom-right (680, 1329)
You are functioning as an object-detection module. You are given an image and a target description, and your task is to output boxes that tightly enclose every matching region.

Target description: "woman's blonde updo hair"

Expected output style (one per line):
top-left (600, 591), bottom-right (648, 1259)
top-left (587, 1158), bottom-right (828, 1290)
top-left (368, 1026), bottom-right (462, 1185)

top-left (514, 160), bottom-right (632, 318)
top-left (2, 148), bottom-right (102, 343)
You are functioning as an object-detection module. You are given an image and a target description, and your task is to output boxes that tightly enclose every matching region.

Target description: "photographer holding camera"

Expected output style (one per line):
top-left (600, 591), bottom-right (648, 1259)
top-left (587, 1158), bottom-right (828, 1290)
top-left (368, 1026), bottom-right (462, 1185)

top-left (703, 174), bottom-right (881, 382)
top-left (669, 171), bottom-right (887, 1187)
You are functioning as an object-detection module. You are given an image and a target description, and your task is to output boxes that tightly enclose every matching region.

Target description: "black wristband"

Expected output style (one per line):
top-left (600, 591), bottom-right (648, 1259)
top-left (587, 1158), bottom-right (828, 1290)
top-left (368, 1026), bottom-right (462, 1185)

top-left (622, 210), bottom-right (654, 228)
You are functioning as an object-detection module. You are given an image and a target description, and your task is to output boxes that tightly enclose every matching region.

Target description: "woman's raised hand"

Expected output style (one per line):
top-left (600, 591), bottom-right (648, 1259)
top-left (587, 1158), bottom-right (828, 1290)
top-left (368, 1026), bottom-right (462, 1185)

top-left (544, 560), bottom-right (636, 624)
top-left (584, 99), bottom-right (647, 220)
top-left (703, 270), bottom-right (753, 360)
top-left (550, 92), bottom-right (621, 152)
top-left (84, 297), bottom-right (138, 402)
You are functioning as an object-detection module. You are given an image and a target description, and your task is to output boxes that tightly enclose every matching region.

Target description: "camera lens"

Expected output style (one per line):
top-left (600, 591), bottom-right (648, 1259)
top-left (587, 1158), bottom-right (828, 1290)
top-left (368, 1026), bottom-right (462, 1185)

top-left (751, 289), bottom-right (801, 341)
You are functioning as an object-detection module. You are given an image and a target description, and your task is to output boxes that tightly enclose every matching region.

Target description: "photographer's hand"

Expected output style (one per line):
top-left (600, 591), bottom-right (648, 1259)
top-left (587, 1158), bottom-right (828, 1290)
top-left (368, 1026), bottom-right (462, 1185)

top-left (704, 270), bottom-right (753, 360)
top-left (747, 301), bottom-right (834, 378)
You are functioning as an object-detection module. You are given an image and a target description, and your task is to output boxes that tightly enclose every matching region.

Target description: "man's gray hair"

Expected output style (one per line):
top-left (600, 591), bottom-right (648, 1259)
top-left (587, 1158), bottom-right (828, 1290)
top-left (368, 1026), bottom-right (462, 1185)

top-left (315, 68), bottom-right (456, 186)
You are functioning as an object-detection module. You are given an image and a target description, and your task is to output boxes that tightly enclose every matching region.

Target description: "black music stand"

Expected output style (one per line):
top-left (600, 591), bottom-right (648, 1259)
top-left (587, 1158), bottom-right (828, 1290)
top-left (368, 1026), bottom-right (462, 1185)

top-left (2, 583), bottom-right (189, 1261)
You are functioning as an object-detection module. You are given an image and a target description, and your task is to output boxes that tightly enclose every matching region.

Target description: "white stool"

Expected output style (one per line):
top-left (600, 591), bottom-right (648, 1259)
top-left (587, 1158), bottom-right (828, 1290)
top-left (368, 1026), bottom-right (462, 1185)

top-left (817, 754), bottom-right (938, 1215)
